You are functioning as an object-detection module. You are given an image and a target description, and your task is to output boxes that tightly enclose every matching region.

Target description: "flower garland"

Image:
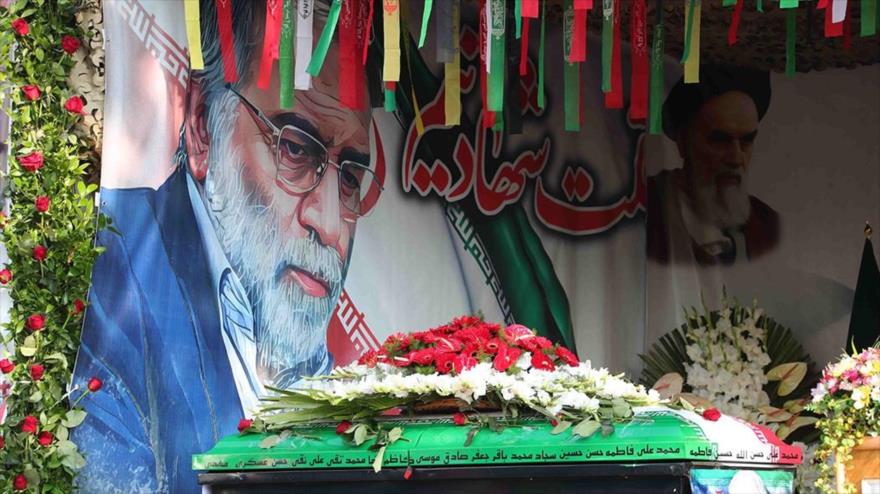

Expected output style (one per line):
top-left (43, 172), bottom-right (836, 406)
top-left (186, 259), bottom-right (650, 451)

top-left (807, 347), bottom-right (880, 494)
top-left (0, 1), bottom-right (105, 492)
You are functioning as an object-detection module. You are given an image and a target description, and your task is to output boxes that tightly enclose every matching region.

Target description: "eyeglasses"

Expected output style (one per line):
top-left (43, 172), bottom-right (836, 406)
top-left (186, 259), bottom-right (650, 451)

top-left (225, 85), bottom-right (381, 220)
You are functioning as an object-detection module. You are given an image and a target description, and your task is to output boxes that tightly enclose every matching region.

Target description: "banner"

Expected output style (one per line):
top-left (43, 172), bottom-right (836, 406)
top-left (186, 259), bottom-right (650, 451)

top-left (69, 1), bottom-right (879, 493)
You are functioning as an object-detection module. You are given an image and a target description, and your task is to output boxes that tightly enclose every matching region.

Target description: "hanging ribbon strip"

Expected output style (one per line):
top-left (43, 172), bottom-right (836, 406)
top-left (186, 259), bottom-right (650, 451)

top-left (570, 1), bottom-right (589, 62)
top-left (418, 0), bottom-right (434, 48)
top-left (786, 9), bottom-right (797, 76)
top-left (563, 0), bottom-right (580, 131)
top-left (184, 0), bottom-right (204, 70)
top-left (279, 0), bottom-right (295, 108)
top-left (630, 0), bottom-right (649, 120)
top-left (258, 0), bottom-right (284, 90)
top-left (523, 0), bottom-right (539, 17)
top-left (832, 0), bottom-right (847, 23)
top-left (399, 0), bottom-right (425, 135)
top-left (605, 0), bottom-right (622, 108)
top-left (681, 0), bottom-right (696, 63)
top-left (216, 0), bottom-right (238, 82)
top-left (295, 0), bottom-right (314, 89)
top-left (488, 0), bottom-right (506, 112)
top-left (362, 0), bottom-right (374, 65)
top-left (683, 0), bottom-right (701, 83)
top-left (648, 0), bottom-right (665, 134)
top-left (728, 0), bottom-right (744, 45)
top-left (757, 0), bottom-right (763, 11)
top-left (864, 0), bottom-right (878, 35)
top-left (520, 16), bottom-right (530, 75)
top-left (339, 0), bottom-right (366, 109)
top-left (384, 81), bottom-right (397, 112)
top-left (484, 0), bottom-right (493, 73)
top-left (601, 0), bottom-right (613, 92)
top-left (538, 0), bottom-right (546, 109)
top-left (515, 0), bottom-right (523, 38)
top-left (306, 0), bottom-right (343, 76)
top-left (436, 0), bottom-right (454, 62)
top-left (843, 4), bottom-right (852, 49)
top-left (445, 0), bottom-right (461, 125)
top-left (383, 0), bottom-right (402, 81)
top-left (780, 0), bottom-right (798, 7)
top-left (824, 0), bottom-right (844, 37)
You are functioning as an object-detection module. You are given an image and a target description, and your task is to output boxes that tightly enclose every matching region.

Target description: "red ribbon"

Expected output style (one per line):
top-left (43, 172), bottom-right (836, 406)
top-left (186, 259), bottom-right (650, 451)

top-left (824, 1), bottom-right (844, 37)
top-left (340, 0), bottom-right (366, 109)
top-left (574, 0), bottom-right (593, 8)
top-left (843, 4), bottom-right (852, 49)
top-left (258, 0), bottom-right (283, 90)
top-left (362, 0), bottom-right (375, 65)
top-left (522, 0), bottom-right (539, 18)
top-left (479, 0), bottom-right (495, 128)
top-left (728, 0), bottom-right (744, 45)
top-left (629, 0), bottom-right (648, 120)
top-left (604, 0), bottom-right (623, 109)
top-left (520, 17), bottom-right (530, 76)
top-left (215, 0), bottom-right (238, 82)
top-left (571, 8), bottom-right (588, 62)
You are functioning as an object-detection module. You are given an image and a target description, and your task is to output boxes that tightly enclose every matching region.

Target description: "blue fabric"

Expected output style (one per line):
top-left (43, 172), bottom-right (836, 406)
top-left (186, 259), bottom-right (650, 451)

top-left (71, 168), bottom-right (243, 494)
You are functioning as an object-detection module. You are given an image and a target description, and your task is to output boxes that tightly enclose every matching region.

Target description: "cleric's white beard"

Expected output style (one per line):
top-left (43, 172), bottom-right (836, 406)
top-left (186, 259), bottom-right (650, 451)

top-left (692, 174), bottom-right (752, 231)
top-left (202, 94), bottom-right (343, 379)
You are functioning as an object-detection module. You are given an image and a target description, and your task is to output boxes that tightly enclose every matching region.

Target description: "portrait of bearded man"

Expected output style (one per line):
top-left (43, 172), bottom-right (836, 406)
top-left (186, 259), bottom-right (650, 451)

top-left (647, 65), bottom-right (780, 266)
top-left (70, 1), bottom-right (383, 492)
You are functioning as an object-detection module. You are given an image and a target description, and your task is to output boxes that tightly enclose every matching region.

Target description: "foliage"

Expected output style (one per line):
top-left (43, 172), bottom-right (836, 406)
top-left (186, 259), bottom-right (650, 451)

top-left (0, 0), bottom-right (105, 492)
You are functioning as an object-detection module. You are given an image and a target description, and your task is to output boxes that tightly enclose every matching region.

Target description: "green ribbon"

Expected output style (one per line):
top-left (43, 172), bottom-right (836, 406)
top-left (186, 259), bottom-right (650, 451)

top-left (384, 87), bottom-right (397, 112)
top-left (418, 0), bottom-right (434, 48)
top-left (786, 9), bottom-right (796, 76)
top-left (863, 0), bottom-right (877, 35)
top-left (279, 0), bottom-right (295, 108)
top-left (648, 18), bottom-right (665, 134)
top-left (515, 0), bottom-right (523, 38)
top-left (722, 0), bottom-right (736, 6)
top-left (538, 0), bottom-right (546, 109)
top-left (492, 108), bottom-right (504, 132)
top-left (488, 0), bottom-right (506, 112)
top-left (757, 0), bottom-right (763, 11)
top-left (564, 0), bottom-right (579, 131)
top-left (601, 0), bottom-right (613, 92)
top-left (780, 0), bottom-right (798, 8)
top-left (306, 0), bottom-right (343, 76)
top-left (681, 0), bottom-right (696, 63)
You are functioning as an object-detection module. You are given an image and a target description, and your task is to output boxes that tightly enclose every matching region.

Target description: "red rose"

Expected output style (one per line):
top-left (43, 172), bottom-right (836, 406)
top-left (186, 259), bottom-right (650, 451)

top-left (88, 377), bottom-right (103, 392)
top-left (0, 268), bottom-right (11, 284)
top-left (336, 420), bottom-right (352, 435)
top-left (35, 195), bottom-right (50, 213)
top-left (530, 351), bottom-right (556, 371)
top-left (550, 418), bottom-right (559, 427)
top-left (61, 35), bottom-right (80, 54)
top-left (64, 95), bottom-right (85, 114)
top-left (38, 430), bottom-right (53, 446)
top-left (702, 408), bottom-right (721, 421)
top-left (33, 245), bottom-right (47, 262)
top-left (21, 85), bottom-right (41, 101)
top-left (554, 346), bottom-right (579, 367)
top-left (434, 352), bottom-right (456, 374)
top-left (26, 313), bottom-right (45, 331)
top-left (0, 359), bottom-right (14, 374)
top-left (30, 364), bottom-right (44, 381)
top-left (13, 474), bottom-right (27, 491)
top-left (21, 415), bottom-right (38, 434)
top-left (452, 354), bottom-right (477, 374)
top-left (19, 151), bottom-right (44, 172)
top-left (12, 18), bottom-right (29, 36)
top-left (452, 412), bottom-right (467, 426)
top-left (237, 418), bottom-right (253, 433)
top-left (493, 344), bottom-right (522, 372)
top-left (72, 299), bottom-right (86, 314)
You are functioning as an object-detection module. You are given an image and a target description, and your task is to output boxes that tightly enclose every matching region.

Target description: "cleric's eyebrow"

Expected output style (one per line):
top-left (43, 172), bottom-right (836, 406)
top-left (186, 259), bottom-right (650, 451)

top-left (270, 112), bottom-right (325, 146)
top-left (338, 148), bottom-right (370, 166)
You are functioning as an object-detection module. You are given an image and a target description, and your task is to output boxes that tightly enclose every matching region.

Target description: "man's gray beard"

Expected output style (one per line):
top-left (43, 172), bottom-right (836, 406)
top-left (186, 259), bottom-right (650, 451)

top-left (691, 173), bottom-right (752, 231)
top-left (201, 94), bottom-right (343, 380)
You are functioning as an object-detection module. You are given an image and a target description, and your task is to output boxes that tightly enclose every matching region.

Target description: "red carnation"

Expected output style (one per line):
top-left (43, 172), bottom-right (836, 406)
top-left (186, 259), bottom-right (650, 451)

top-left (0, 268), bottom-right (11, 284)
top-left (38, 430), bottom-right (54, 446)
top-left (555, 346), bottom-right (579, 367)
top-left (72, 299), bottom-right (86, 314)
top-left (64, 95), bottom-right (85, 114)
top-left (13, 474), bottom-right (27, 491)
top-left (453, 412), bottom-right (467, 426)
top-left (21, 85), bottom-right (41, 101)
top-left (0, 359), bottom-right (14, 374)
top-left (61, 35), bottom-right (81, 54)
top-left (493, 344), bottom-right (522, 372)
top-left (87, 376), bottom-right (103, 392)
top-left (12, 18), bottom-right (29, 36)
top-left (357, 349), bottom-right (379, 367)
top-left (336, 420), bottom-right (352, 435)
top-left (237, 418), bottom-right (253, 433)
top-left (35, 195), bottom-right (50, 213)
top-left (33, 245), bottom-right (47, 262)
top-left (531, 351), bottom-right (556, 371)
top-left (26, 313), bottom-right (45, 331)
top-left (21, 415), bottom-right (38, 434)
top-left (30, 363), bottom-right (44, 381)
top-left (702, 408), bottom-right (721, 422)
top-left (19, 151), bottom-right (44, 172)
top-left (434, 352), bottom-right (456, 374)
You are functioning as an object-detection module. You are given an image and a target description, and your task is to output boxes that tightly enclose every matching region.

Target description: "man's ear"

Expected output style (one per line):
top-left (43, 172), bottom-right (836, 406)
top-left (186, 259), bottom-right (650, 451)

top-left (184, 77), bottom-right (210, 181)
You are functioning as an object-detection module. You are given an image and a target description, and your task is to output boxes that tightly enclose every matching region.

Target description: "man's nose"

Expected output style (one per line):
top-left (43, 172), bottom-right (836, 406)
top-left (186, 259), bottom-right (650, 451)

top-left (727, 140), bottom-right (747, 169)
top-left (297, 167), bottom-right (342, 248)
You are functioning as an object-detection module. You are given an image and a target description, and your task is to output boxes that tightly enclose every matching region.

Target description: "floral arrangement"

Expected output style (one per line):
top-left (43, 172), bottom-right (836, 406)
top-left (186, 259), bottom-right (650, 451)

top-left (252, 316), bottom-right (661, 469)
top-left (0, 1), bottom-right (105, 492)
top-left (806, 347), bottom-right (880, 494)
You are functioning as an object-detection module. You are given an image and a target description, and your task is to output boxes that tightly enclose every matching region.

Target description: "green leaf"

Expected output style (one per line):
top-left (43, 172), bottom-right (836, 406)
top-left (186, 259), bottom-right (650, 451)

top-left (61, 450), bottom-right (86, 470)
top-left (353, 424), bottom-right (368, 446)
top-left (550, 420), bottom-right (572, 435)
top-left (571, 419), bottom-right (601, 438)
top-left (20, 344), bottom-right (37, 357)
top-left (371, 445), bottom-right (386, 473)
top-left (387, 427), bottom-right (403, 443)
top-left (29, 390), bottom-right (42, 402)
top-left (61, 409), bottom-right (87, 428)
top-left (259, 434), bottom-right (283, 449)
top-left (463, 426), bottom-right (480, 447)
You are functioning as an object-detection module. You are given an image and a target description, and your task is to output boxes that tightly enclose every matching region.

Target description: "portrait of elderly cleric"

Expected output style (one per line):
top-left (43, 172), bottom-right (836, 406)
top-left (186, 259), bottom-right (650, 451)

top-left (70, 1), bottom-right (381, 492)
top-left (647, 65), bottom-right (780, 266)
